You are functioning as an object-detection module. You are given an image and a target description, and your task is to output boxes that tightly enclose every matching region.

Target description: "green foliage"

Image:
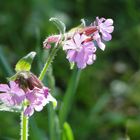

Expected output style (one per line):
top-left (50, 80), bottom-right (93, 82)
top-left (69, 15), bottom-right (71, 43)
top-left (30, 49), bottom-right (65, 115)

top-left (50, 17), bottom-right (66, 34)
top-left (0, 0), bottom-right (140, 140)
top-left (59, 69), bottom-right (81, 126)
top-left (62, 122), bottom-right (74, 140)
top-left (15, 52), bottom-right (36, 72)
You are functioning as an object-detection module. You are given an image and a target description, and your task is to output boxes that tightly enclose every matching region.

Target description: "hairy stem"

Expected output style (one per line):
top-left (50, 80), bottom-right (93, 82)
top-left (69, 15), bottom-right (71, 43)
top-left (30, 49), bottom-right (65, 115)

top-left (39, 34), bottom-right (63, 81)
top-left (39, 46), bottom-right (59, 81)
top-left (21, 112), bottom-right (29, 140)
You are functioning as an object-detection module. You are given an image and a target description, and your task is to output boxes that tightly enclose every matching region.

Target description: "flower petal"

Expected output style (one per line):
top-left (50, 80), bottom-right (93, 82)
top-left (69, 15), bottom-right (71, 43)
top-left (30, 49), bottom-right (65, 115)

top-left (63, 40), bottom-right (76, 50)
top-left (9, 81), bottom-right (17, 89)
top-left (24, 106), bottom-right (34, 117)
top-left (73, 33), bottom-right (81, 47)
top-left (97, 38), bottom-right (106, 51)
top-left (0, 84), bottom-right (9, 92)
top-left (34, 104), bottom-right (43, 111)
top-left (105, 26), bottom-right (114, 33)
top-left (104, 19), bottom-right (113, 26)
top-left (102, 31), bottom-right (112, 41)
top-left (66, 50), bottom-right (77, 62)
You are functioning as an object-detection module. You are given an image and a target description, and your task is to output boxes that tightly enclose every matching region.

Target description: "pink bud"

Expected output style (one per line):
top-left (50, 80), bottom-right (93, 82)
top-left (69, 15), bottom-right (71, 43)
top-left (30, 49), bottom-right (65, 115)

top-left (43, 35), bottom-right (60, 49)
top-left (80, 26), bottom-right (97, 36)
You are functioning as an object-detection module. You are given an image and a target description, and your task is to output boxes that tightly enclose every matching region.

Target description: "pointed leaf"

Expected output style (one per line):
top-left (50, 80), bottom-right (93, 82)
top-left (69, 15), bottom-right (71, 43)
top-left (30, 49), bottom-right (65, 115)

top-left (15, 52), bottom-right (36, 72)
top-left (59, 69), bottom-right (81, 126)
top-left (62, 122), bottom-right (74, 140)
top-left (50, 17), bottom-right (66, 34)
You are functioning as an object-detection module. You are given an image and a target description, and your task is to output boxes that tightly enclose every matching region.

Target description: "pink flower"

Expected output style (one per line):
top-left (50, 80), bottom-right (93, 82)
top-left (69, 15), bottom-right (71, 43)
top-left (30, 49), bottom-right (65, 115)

top-left (0, 77), bottom-right (57, 117)
top-left (94, 17), bottom-right (114, 41)
top-left (24, 87), bottom-right (56, 117)
top-left (43, 16), bottom-right (114, 69)
top-left (0, 81), bottom-right (25, 106)
top-left (63, 33), bottom-right (96, 69)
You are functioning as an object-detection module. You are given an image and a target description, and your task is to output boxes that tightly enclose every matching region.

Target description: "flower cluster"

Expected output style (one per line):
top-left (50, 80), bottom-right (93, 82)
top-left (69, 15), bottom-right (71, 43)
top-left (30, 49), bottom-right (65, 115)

top-left (63, 33), bottom-right (96, 69)
top-left (0, 73), bottom-right (56, 117)
top-left (43, 17), bottom-right (114, 69)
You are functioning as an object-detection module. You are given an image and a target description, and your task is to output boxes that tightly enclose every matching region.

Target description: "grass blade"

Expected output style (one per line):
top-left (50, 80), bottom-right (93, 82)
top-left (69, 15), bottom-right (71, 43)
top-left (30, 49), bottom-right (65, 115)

top-left (59, 69), bottom-right (81, 127)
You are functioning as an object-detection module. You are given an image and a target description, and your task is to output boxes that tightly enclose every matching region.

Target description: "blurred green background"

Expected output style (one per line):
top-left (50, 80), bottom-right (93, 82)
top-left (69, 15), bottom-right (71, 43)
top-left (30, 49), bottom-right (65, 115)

top-left (0, 0), bottom-right (140, 140)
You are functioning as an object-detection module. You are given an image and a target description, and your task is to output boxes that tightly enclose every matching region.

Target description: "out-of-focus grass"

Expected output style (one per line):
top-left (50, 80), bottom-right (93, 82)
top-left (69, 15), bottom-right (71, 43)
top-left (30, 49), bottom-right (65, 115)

top-left (0, 0), bottom-right (140, 140)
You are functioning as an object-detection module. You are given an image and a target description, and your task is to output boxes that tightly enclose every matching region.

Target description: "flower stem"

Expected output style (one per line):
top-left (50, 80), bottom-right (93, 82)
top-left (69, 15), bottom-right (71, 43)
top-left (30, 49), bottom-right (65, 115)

top-left (21, 112), bottom-right (29, 140)
top-left (39, 39), bottom-right (62, 81)
top-left (39, 46), bottom-right (59, 81)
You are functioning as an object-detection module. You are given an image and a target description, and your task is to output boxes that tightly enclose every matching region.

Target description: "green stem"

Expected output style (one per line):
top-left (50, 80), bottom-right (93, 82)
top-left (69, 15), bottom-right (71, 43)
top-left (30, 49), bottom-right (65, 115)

top-left (39, 46), bottom-right (60, 81)
top-left (38, 35), bottom-right (63, 140)
top-left (21, 112), bottom-right (29, 140)
top-left (39, 33), bottom-right (64, 81)
top-left (59, 69), bottom-right (81, 126)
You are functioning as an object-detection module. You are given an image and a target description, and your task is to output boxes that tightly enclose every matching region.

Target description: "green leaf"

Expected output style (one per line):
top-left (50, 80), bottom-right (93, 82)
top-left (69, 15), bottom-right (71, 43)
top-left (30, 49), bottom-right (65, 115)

top-left (15, 52), bottom-right (36, 72)
top-left (0, 102), bottom-right (22, 112)
top-left (59, 69), bottom-right (81, 126)
top-left (62, 122), bottom-right (74, 140)
top-left (49, 17), bottom-right (66, 34)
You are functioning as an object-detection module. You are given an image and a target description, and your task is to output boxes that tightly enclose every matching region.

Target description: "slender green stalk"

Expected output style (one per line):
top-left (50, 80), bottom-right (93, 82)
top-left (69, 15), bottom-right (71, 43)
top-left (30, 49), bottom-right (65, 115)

top-left (39, 33), bottom-right (64, 81)
top-left (47, 67), bottom-right (58, 140)
top-left (39, 46), bottom-right (60, 81)
top-left (20, 32), bottom-right (63, 140)
top-left (21, 112), bottom-right (29, 140)
top-left (59, 69), bottom-right (81, 126)
top-left (38, 36), bottom-right (63, 140)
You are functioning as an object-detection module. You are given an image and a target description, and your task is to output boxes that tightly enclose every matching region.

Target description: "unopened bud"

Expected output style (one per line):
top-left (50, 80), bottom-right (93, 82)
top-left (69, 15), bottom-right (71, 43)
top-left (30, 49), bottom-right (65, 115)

top-left (43, 35), bottom-right (60, 49)
top-left (81, 26), bottom-right (97, 36)
top-left (16, 71), bottom-right (43, 90)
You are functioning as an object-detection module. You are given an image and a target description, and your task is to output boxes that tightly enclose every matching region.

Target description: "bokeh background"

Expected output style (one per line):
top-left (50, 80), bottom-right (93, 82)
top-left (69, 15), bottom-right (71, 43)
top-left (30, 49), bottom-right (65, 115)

top-left (0, 0), bottom-right (140, 140)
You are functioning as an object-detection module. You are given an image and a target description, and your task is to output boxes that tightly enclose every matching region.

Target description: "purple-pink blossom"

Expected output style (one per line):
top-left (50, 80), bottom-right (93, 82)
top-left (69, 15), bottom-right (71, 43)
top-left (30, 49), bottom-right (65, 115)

top-left (24, 87), bottom-right (56, 117)
top-left (94, 17), bottom-right (114, 41)
top-left (0, 79), bottom-right (57, 117)
top-left (43, 16), bottom-right (114, 69)
top-left (90, 17), bottom-right (114, 51)
top-left (63, 33), bottom-right (96, 69)
top-left (0, 81), bottom-right (25, 106)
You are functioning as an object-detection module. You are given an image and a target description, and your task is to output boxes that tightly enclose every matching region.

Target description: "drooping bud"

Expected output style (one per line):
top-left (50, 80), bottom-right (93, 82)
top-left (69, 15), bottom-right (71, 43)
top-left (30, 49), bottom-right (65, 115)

top-left (15, 71), bottom-right (43, 90)
top-left (80, 26), bottom-right (97, 36)
top-left (43, 35), bottom-right (60, 49)
top-left (15, 71), bottom-right (30, 90)
top-left (27, 73), bottom-right (43, 89)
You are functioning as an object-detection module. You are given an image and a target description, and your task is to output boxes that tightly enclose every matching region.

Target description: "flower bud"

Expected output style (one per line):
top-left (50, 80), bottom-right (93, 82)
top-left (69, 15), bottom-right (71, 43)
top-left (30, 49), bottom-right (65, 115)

top-left (43, 35), bottom-right (60, 49)
top-left (16, 71), bottom-right (43, 90)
